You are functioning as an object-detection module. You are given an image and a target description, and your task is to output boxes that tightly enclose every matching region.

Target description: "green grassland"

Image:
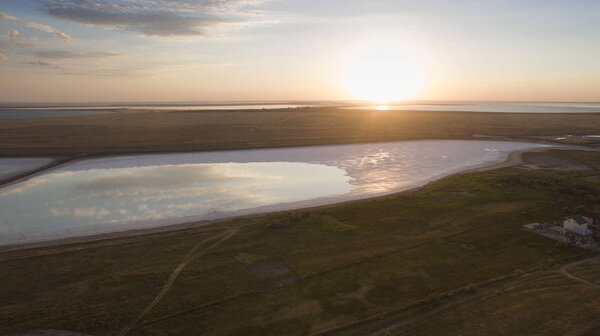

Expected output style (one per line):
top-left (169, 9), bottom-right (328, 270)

top-left (1, 150), bottom-right (600, 335)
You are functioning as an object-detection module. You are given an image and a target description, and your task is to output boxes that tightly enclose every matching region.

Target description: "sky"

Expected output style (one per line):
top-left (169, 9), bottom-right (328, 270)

top-left (0, 0), bottom-right (599, 103)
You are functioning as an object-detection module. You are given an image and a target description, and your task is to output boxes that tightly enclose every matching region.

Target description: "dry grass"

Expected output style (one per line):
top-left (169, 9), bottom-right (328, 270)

top-left (569, 258), bottom-right (600, 285)
top-left (395, 273), bottom-right (600, 336)
top-left (1, 108), bottom-right (600, 156)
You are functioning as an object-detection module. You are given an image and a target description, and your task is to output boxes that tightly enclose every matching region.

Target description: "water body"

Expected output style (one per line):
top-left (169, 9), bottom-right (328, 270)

top-left (0, 109), bottom-right (112, 119)
top-left (122, 104), bottom-right (317, 110)
top-left (3, 102), bottom-right (599, 119)
top-left (0, 158), bottom-right (56, 179)
top-left (344, 102), bottom-right (600, 113)
top-left (0, 140), bottom-right (546, 246)
top-left (0, 103), bottom-right (317, 119)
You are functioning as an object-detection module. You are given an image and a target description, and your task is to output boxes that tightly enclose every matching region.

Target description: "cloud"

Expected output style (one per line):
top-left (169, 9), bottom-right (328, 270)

top-left (42, 0), bottom-right (270, 37)
top-left (34, 50), bottom-right (119, 59)
top-left (0, 11), bottom-right (18, 21)
top-left (25, 60), bottom-right (61, 68)
top-left (0, 52), bottom-right (6, 61)
top-left (1, 29), bottom-right (38, 49)
top-left (7, 29), bottom-right (20, 43)
top-left (55, 31), bottom-right (71, 43)
top-left (26, 22), bottom-right (55, 33)
top-left (60, 67), bottom-right (150, 77)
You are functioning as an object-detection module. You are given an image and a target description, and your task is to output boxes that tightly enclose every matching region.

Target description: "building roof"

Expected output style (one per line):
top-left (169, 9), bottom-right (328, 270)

top-left (565, 226), bottom-right (592, 236)
top-left (572, 215), bottom-right (589, 225)
top-left (523, 223), bottom-right (541, 229)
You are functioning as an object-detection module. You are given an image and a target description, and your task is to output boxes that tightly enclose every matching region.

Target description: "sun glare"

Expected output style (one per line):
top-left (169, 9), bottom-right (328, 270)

top-left (343, 45), bottom-right (425, 104)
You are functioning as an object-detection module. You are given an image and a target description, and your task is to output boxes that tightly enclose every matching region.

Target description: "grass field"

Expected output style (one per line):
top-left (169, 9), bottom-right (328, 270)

top-left (391, 272), bottom-right (600, 336)
top-left (569, 258), bottom-right (600, 285)
top-left (1, 149), bottom-right (600, 335)
top-left (1, 108), bottom-right (600, 156)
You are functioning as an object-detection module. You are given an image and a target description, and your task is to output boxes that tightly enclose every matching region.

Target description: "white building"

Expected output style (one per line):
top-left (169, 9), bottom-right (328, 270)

top-left (563, 215), bottom-right (592, 236)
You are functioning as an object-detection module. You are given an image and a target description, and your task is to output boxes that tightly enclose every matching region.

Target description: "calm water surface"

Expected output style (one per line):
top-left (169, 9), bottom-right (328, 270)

top-left (0, 140), bottom-right (546, 246)
top-left (0, 158), bottom-right (55, 179)
top-left (3, 102), bottom-right (599, 119)
top-left (0, 109), bottom-right (112, 119)
top-left (344, 102), bottom-right (600, 113)
top-left (0, 104), bottom-right (312, 119)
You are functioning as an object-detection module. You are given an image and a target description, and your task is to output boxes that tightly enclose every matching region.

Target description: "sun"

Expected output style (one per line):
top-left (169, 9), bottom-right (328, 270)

top-left (343, 45), bottom-right (425, 104)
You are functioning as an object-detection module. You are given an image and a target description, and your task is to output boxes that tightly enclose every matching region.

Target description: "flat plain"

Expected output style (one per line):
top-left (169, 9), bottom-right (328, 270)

top-left (1, 108), bottom-right (600, 156)
top-left (1, 144), bottom-right (600, 335)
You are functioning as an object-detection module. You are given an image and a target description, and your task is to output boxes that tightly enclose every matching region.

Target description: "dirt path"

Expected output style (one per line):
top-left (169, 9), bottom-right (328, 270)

top-left (367, 291), bottom-right (493, 336)
top-left (320, 256), bottom-right (600, 336)
top-left (312, 271), bottom-right (536, 336)
top-left (116, 228), bottom-right (238, 336)
top-left (554, 255), bottom-right (600, 290)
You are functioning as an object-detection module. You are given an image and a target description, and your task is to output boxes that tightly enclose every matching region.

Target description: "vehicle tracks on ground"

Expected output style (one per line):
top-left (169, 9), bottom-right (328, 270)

top-left (116, 227), bottom-right (238, 336)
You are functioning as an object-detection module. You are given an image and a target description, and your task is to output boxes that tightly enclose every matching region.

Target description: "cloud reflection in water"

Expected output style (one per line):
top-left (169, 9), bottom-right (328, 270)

top-left (0, 140), bottom-right (548, 245)
top-left (0, 162), bottom-right (351, 244)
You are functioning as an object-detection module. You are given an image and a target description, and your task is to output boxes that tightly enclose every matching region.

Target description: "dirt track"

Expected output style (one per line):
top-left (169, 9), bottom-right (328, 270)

top-left (314, 255), bottom-right (600, 336)
top-left (555, 255), bottom-right (600, 290)
top-left (116, 228), bottom-right (238, 336)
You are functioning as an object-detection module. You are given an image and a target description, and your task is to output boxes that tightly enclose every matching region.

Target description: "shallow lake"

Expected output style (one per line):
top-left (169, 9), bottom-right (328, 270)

top-left (0, 157), bottom-right (56, 179)
top-left (343, 102), bottom-right (600, 113)
top-left (0, 109), bottom-right (112, 119)
top-left (0, 103), bottom-right (312, 119)
top-left (0, 140), bottom-right (547, 246)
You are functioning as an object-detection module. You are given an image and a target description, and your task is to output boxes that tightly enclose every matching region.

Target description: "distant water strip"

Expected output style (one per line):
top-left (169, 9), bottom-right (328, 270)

top-left (0, 109), bottom-right (112, 119)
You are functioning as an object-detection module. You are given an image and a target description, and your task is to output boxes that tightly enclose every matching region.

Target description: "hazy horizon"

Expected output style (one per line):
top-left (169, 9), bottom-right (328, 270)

top-left (1, 0), bottom-right (599, 103)
top-left (3, 100), bottom-right (600, 107)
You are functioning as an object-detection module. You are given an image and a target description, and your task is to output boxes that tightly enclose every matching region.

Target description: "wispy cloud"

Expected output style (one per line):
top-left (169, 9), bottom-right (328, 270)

top-left (34, 50), bottom-right (119, 59)
top-left (42, 0), bottom-right (271, 37)
top-left (1, 29), bottom-right (38, 50)
top-left (55, 31), bottom-right (71, 43)
top-left (60, 67), bottom-right (150, 77)
top-left (25, 22), bottom-right (55, 33)
top-left (25, 60), bottom-right (61, 68)
top-left (0, 52), bottom-right (7, 61)
top-left (0, 11), bottom-right (18, 21)
top-left (1, 11), bottom-right (73, 47)
top-left (7, 29), bottom-right (21, 43)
